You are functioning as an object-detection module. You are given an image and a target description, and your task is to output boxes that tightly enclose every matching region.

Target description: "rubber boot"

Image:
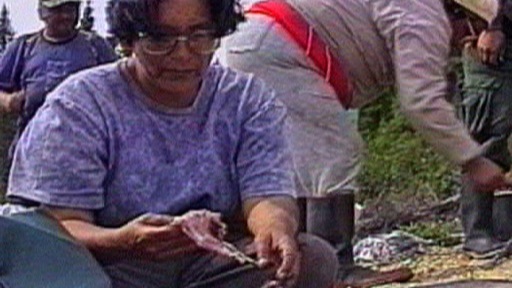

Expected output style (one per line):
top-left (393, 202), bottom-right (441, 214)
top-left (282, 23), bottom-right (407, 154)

top-left (307, 194), bottom-right (413, 287)
top-left (461, 174), bottom-right (505, 258)
top-left (297, 198), bottom-right (307, 233)
top-left (307, 194), bottom-right (354, 264)
top-left (493, 194), bottom-right (512, 242)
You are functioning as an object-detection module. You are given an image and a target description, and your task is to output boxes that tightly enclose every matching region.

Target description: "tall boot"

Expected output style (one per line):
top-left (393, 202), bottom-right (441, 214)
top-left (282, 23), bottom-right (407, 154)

top-left (460, 173), bottom-right (505, 258)
top-left (297, 198), bottom-right (307, 233)
top-left (307, 194), bottom-right (354, 265)
top-left (307, 194), bottom-right (412, 287)
top-left (493, 194), bottom-right (512, 242)
top-left (490, 151), bottom-right (512, 242)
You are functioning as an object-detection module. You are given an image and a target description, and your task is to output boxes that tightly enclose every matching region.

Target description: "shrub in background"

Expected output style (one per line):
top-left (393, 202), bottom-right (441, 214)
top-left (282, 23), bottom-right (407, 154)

top-left (357, 92), bottom-right (458, 203)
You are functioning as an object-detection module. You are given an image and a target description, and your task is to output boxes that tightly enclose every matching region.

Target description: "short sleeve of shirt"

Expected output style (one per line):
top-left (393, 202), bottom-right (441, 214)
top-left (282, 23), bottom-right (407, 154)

top-left (7, 77), bottom-right (109, 209)
top-left (91, 35), bottom-right (118, 64)
top-left (235, 77), bottom-right (296, 200)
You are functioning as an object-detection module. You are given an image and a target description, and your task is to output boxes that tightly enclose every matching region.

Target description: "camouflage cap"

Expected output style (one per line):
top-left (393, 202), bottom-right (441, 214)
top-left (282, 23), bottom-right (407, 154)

top-left (453, 0), bottom-right (498, 22)
top-left (39, 0), bottom-right (81, 8)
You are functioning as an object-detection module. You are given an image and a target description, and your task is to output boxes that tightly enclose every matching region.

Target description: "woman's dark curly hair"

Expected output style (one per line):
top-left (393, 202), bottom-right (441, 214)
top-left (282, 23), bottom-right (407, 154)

top-left (107, 0), bottom-right (245, 45)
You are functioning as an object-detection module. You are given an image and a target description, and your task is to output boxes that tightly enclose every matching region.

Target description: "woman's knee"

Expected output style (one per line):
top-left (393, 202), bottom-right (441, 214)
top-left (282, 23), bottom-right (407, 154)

top-left (296, 233), bottom-right (338, 287)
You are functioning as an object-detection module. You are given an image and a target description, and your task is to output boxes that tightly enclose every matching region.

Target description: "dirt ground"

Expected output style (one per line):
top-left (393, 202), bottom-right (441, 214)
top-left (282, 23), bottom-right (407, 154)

top-left (358, 194), bottom-right (512, 287)
top-left (374, 247), bottom-right (512, 287)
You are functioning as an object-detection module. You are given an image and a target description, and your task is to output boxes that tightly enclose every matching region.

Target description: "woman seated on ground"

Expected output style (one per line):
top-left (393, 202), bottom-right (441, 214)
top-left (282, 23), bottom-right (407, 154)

top-left (5, 0), bottom-right (338, 287)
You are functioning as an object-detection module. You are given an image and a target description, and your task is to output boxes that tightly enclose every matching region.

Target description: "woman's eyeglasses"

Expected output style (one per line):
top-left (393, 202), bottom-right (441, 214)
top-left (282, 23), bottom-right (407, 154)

top-left (138, 30), bottom-right (220, 56)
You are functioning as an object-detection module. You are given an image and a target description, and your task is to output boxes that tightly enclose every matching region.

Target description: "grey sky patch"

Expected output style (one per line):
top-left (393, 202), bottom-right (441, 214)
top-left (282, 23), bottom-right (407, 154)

top-left (3, 0), bottom-right (108, 36)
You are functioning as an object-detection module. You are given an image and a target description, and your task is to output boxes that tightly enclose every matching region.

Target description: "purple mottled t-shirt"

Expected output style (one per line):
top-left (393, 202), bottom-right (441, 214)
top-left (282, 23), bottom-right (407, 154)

top-left (7, 62), bottom-right (295, 227)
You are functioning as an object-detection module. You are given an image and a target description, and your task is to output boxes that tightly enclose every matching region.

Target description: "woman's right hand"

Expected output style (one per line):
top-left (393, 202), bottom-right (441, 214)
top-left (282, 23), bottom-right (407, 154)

top-left (117, 213), bottom-right (201, 261)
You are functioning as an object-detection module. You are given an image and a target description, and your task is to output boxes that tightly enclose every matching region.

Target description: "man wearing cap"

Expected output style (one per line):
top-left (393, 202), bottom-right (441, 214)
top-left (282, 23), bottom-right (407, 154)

top-left (220, 0), bottom-right (512, 286)
top-left (456, 0), bottom-right (512, 258)
top-left (0, 0), bottom-right (116, 181)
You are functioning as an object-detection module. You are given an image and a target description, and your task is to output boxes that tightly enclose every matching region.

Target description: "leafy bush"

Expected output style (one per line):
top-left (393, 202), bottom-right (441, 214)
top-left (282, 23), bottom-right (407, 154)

top-left (357, 92), bottom-right (459, 203)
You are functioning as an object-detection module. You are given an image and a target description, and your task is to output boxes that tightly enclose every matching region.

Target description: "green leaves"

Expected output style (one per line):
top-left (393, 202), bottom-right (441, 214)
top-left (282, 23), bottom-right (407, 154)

top-left (358, 93), bottom-right (457, 202)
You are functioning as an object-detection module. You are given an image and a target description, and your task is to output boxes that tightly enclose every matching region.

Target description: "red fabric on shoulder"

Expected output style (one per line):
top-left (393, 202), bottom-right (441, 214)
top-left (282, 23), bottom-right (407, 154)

top-left (246, 0), bottom-right (353, 108)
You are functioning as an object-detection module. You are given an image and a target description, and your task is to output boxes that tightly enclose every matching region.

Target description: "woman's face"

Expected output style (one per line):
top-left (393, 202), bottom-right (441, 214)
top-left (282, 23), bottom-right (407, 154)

top-left (132, 0), bottom-right (215, 99)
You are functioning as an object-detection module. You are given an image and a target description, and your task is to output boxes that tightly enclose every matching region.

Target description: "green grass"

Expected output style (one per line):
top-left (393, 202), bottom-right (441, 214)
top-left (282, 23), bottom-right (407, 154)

top-left (357, 93), bottom-right (458, 203)
top-left (401, 221), bottom-right (461, 247)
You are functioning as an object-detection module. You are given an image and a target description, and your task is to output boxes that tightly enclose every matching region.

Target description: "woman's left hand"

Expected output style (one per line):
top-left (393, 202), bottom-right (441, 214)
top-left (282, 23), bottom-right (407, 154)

top-left (243, 196), bottom-right (301, 287)
top-left (253, 228), bottom-right (301, 287)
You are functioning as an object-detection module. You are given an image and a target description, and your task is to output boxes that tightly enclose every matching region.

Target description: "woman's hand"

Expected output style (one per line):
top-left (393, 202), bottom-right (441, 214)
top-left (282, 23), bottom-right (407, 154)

top-left (243, 196), bottom-right (301, 287)
top-left (253, 227), bottom-right (301, 287)
top-left (117, 213), bottom-right (200, 261)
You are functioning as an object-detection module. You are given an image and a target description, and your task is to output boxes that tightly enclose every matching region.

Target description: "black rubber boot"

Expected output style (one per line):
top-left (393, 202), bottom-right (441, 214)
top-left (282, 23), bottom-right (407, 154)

top-left (461, 174), bottom-right (505, 258)
top-left (297, 198), bottom-right (307, 233)
top-left (306, 194), bottom-right (412, 287)
top-left (493, 194), bottom-right (512, 242)
top-left (306, 194), bottom-right (354, 265)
